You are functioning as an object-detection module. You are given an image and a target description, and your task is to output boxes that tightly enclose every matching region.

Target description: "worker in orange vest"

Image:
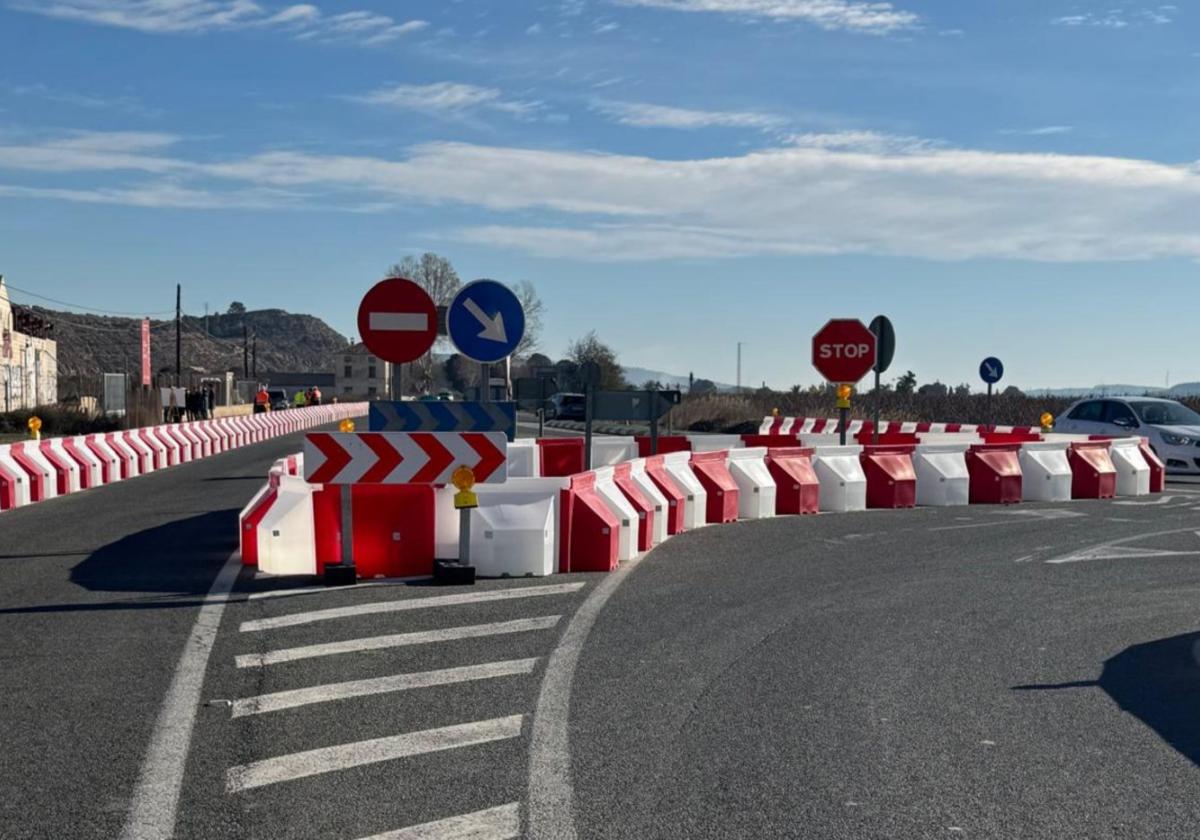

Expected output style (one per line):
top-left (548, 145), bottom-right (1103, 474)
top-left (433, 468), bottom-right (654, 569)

top-left (310, 386), bottom-right (322, 407)
top-left (254, 385), bottom-right (270, 414)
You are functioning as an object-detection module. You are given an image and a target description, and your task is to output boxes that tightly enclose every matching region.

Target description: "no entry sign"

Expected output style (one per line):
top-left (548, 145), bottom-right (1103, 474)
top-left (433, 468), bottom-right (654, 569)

top-left (812, 319), bottom-right (877, 383)
top-left (356, 277), bottom-right (438, 365)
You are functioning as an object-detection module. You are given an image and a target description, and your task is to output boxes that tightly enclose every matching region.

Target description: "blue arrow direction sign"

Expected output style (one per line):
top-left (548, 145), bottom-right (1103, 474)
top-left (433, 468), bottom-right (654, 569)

top-left (369, 400), bottom-right (517, 441)
top-left (447, 279), bottom-right (526, 364)
top-left (979, 357), bottom-right (1005, 385)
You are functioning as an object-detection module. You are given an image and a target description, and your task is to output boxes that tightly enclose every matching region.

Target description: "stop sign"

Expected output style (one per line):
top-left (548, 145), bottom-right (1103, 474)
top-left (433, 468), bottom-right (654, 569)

top-left (356, 277), bottom-right (438, 365)
top-left (812, 319), bottom-right (877, 383)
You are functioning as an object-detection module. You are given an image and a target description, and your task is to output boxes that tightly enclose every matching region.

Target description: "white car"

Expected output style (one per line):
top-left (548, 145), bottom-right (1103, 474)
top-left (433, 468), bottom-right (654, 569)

top-left (1055, 396), bottom-right (1200, 474)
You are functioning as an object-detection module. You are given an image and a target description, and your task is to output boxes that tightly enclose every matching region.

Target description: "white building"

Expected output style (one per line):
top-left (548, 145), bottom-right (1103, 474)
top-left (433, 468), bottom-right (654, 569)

top-left (0, 275), bottom-right (59, 411)
top-left (334, 343), bottom-right (392, 399)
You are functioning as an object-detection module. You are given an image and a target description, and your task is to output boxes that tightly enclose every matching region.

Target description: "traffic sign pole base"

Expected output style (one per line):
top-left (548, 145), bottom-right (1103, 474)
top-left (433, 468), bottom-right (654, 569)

top-left (434, 561), bottom-right (476, 586)
top-left (323, 563), bottom-right (357, 587)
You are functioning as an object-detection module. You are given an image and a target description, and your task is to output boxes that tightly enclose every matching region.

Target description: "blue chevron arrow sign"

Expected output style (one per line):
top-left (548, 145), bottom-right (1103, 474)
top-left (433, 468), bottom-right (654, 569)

top-left (368, 400), bottom-right (517, 441)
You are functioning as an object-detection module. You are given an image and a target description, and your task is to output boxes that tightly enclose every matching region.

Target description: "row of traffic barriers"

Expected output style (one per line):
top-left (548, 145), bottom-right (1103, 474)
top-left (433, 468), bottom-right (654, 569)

top-left (0, 404), bottom-right (366, 513)
top-left (759, 416), bottom-right (1044, 436)
top-left (238, 429), bottom-right (1163, 583)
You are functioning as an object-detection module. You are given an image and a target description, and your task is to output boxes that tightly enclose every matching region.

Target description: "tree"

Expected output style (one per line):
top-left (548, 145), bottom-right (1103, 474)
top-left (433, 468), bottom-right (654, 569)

top-left (444, 354), bottom-right (477, 393)
top-left (566, 331), bottom-right (626, 390)
top-left (641, 379), bottom-right (665, 391)
top-left (691, 378), bottom-right (718, 395)
top-left (790, 384), bottom-right (802, 395)
top-left (387, 253), bottom-right (461, 306)
top-left (526, 352), bottom-right (553, 372)
top-left (513, 280), bottom-right (544, 357)
top-left (227, 302), bottom-right (246, 315)
top-left (895, 370), bottom-right (917, 394)
top-left (953, 383), bottom-right (972, 397)
top-left (1002, 385), bottom-right (1025, 397)
top-left (918, 381), bottom-right (948, 396)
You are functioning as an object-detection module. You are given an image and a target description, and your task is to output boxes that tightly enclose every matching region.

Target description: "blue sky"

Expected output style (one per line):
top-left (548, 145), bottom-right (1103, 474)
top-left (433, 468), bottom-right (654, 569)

top-left (1, 0), bottom-right (1198, 390)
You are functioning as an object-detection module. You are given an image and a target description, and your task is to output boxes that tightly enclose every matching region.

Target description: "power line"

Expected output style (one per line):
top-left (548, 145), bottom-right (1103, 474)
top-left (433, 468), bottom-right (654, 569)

top-left (3, 283), bottom-right (174, 316)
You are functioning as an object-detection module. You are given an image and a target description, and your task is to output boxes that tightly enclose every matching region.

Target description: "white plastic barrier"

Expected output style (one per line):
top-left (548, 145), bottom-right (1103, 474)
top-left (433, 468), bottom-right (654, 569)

top-left (257, 475), bottom-right (318, 576)
top-left (470, 497), bottom-right (557, 577)
top-left (811, 445), bottom-right (867, 513)
top-left (0, 445), bottom-right (32, 508)
top-left (506, 439), bottom-right (541, 478)
top-left (689, 434), bottom-right (744, 453)
top-left (917, 433), bottom-right (984, 447)
top-left (591, 437), bottom-right (638, 467)
top-left (463, 478), bottom-right (571, 568)
top-left (63, 437), bottom-right (103, 488)
top-left (726, 448), bottom-right (776, 520)
top-left (1018, 442), bottom-right (1073, 502)
top-left (593, 466), bottom-right (640, 561)
top-left (914, 443), bottom-right (970, 507)
top-left (121, 431), bottom-right (156, 474)
top-left (9, 442), bottom-right (59, 501)
top-left (628, 459), bottom-right (669, 546)
top-left (664, 451), bottom-right (708, 530)
top-left (798, 433), bottom-right (841, 449)
top-left (42, 439), bottom-right (82, 494)
top-left (1109, 438), bottom-right (1152, 497)
top-left (105, 433), bottom-right (141, 479)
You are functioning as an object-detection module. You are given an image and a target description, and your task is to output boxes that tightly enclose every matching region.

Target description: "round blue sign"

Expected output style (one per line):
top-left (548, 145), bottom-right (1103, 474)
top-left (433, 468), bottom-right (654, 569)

top-left (979, 357), bottom-right (1004, 385)
top-left (447, 279), bottom-right (526, 364)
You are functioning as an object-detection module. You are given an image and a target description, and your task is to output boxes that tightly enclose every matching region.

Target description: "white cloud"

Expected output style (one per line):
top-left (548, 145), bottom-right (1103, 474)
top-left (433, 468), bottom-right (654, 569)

top-left (1052, 7), bottom-right (1176, 28)
top-left (593, 20), bottom-right (619, 33)
top-left (351, 82), bottom-right (543, 118)
top-left (526, 22), bottom-right (544, 34)
top-left (595, 100), bottom-right (786, 129)
top-left (8, 0), bottom-right (428, 45)
top-left (614, 0), bottom-right (919, 34)
top-left (4, 129), bottom-right (1200, 264)
top-left (999, 126), bottom-right (1074, 137)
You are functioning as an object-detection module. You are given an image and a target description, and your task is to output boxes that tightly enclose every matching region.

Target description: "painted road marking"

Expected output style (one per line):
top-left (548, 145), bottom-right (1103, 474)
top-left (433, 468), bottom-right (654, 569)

top-left (120, 552), bottom-right (241, 840)
top-left (1047, 527), bottom-right (1200, 564)
top-left (247, 579), bottom-right (425, 601)
top-left (232, 659), bottom-right (539, 717)
top-left (929, 520), bottom-right (1039, 533)
top-left (355, 803), bottom-right (521, 840)
top-left (240, 582), bottom-right (586, 632)
top-left (226, 716), bottom-right (524, 793)
top-left (236, 616), bottom-right (562, 668)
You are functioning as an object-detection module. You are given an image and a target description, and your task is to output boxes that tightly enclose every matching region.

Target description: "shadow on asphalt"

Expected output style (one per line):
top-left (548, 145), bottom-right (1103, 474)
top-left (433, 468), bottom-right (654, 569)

top-left (1014, 631), bottom-right (1200, 767)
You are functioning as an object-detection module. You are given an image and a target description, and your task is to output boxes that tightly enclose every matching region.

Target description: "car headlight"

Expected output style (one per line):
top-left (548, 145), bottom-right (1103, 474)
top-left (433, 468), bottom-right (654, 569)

top-left (1160, 433), bottom-right (1193, 446)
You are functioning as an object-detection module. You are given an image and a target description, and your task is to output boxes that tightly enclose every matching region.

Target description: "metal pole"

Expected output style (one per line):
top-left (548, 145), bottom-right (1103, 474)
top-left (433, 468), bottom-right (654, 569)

top-left (650, 386), bottom-right (660, 455)
top-left (584, 382), bottom-right (594, 470)
top-left (987, 383), bottom-right (993, 430)
top-left (174, 284), bottom-right (181, 387)
top-left (458, 507), bottom-right (471, 564)
top-left (736, 342), bottom-right (742, 394)
top-left (252, 333), bottom-right (257, 379)
top-left (872, 369), bottom-right (881, 445)
top-left (537, 407), bottom-right (545, 438)
top-left (480, 363), bottom-right (490, 402)
top-left (839, 406), bottom-right (848, 446)
top-left (340, 486), bottom-right (354, 568)
top-left (243, 324), bottom-right (249, 380)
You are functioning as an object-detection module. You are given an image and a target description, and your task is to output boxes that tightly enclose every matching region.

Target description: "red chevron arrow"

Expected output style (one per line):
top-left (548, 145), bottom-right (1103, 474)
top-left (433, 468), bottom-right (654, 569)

top-left (463, 432), bottom-right (506, 482)
top-left (359, 432), bottom-right (404, 483)
top-left (410, 432), bottom-right (455, 484)
top-left (307, 433), bottom-right (353, 484)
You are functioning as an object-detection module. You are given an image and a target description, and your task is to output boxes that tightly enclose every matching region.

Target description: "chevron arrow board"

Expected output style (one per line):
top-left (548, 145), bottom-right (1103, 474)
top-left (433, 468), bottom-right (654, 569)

top-left (368, 400), bottom-right (517, 441)
top-left (303, 431), bottom-right (508, 485)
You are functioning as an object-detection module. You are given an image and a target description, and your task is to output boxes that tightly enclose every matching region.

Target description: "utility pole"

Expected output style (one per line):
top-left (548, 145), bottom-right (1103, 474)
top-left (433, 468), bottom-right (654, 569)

top-left (204, 302), bottom-right (209, 335)
top-left (175, 284), bottom-right (181, 386)
top-left (243, 323), bottom-right (249, 381)
top-left (252, 333), bottom-right (257, 379)
top-left (736, 342), bottom-right (743, 394)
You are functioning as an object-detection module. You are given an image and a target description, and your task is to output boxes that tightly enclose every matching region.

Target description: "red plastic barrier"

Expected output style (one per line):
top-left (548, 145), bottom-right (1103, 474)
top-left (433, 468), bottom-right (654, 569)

top-left (613, 462), bottom-right (656, 552)
top-left (860, 446), bottom-right (917, 509)
top-left (135, 427), bottom-right (170, 470)
top-left (966, 444), bottom-right (1023, 504)
top-left (636, 436), bottom-right (691, 457)
top-left (1068, 442), bottom-right (1117, 499)
top-left (178, 424), bottom-right (207, 458)
top-left (644, 455), bottom-right (687, 535)
top-left (741, 434), bottom-right (799, 448)
top-left (982, 431), bottom-right (1043, 445)
top-left (8, 443), bottom-right (55, 502)
top-left (122, 431), bottom-right (155, 474)
top-left (311, 484), bottom-right (436, 579)
top-left (855, 431), bottom-right (919, 447)
top-left (538, 438), bottom-right (586, 477)
top-left (84, 434), bottom-right (122, 483)
top-left (1137, 438), bottom-right (1166, 493)
top-left (559, 473), bottom-right (620, 573)
top-left (240, 479), bottom-right (279, 567)
top-left (38, 441), bottom-right (78, 495)
top-left (0, 453), bottom-right (21, 510)
top-left (162, 425), bottom-right (193, 462)
top-left (62, 437), bottom-right (102, 488)
top-left (690, 451), bottom-right (739, 524)
top-left (764, 447), bottom-right (819, 515)
top-left (104, 433), bottom-right (139, 479)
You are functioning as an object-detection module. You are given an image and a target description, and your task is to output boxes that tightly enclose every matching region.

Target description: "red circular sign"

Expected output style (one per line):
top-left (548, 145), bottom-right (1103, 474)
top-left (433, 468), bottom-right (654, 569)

top-left (811, 319), bottom-right (877, 383)
top-left (356, 277), bottom-right (438, 365)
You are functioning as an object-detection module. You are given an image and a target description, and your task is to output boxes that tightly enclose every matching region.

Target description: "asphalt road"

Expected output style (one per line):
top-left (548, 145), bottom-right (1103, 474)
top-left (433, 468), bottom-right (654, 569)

top-left (3, 417), bottom-right (1199, 839)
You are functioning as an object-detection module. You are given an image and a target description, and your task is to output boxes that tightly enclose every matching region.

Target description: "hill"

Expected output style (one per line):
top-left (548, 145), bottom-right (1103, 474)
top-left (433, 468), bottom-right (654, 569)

top-left (23, 306), bottom-right (350, 381)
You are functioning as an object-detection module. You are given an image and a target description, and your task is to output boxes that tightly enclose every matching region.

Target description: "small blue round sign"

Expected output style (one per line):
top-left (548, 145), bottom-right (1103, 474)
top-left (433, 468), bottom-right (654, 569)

top-left (979, 357), bottom-right (1004, 385)
top-left (447, 279), bottom-right (526, 364)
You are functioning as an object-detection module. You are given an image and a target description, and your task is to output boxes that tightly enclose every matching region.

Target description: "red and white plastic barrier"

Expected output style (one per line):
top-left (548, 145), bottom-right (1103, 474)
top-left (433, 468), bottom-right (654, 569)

top-left (0, 403), bottom-right (366, 514)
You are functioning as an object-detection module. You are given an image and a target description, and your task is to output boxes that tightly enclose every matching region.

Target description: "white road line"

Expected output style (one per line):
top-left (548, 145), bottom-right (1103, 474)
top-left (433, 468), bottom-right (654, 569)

top-left (1046, 526), bottom-right (1200, 564)
top-left (527, 554), bottom-right (647, 840)
top-left (120, 552), bottom-right (241, 840)
top-left (226, 715), bottom-right (524, 793)
top-left (247, 578), bottom-right (425, 601)
top-left (356, 803), bottom-right (521, 840)
top-left (236, 616), bottom-right (562, 668)
top-left (928, 520), bottom-right (1036, 532)
top-left (241, 582), bottom-right (586, 632)
top-left (232, 659), bottom-right (539, 717)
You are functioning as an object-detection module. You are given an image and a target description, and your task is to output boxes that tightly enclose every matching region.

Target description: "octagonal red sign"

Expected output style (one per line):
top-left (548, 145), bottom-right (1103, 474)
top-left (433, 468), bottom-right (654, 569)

top-left (812, 319), bottom-right (877, 383)
top-left (356, 277), bottom-right (438, 365)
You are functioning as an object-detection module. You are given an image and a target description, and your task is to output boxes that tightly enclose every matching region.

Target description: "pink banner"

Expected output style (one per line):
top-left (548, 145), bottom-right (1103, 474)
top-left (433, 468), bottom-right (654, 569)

top-left (141, 319), bottom-right (151, 386)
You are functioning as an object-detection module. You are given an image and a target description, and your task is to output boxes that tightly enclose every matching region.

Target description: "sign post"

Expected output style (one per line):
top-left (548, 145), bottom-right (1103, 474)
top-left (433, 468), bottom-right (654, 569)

top-left (979, 357), bottom-right (1005, 429)
top-left (868, 315), bottom-right (896, 445)
top-left (812, 319), bottom-right (877, 445)
top-left (579, 362), bottom-right (601, 469)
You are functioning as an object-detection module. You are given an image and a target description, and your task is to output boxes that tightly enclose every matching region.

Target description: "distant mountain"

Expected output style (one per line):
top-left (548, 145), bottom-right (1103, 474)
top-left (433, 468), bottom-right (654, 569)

top-left (622, 366), bottom-right (737, 392)
top-left (1026, 383), bottom-right (1200, 398)
top-left (23, 306), bottom-right (350, 380)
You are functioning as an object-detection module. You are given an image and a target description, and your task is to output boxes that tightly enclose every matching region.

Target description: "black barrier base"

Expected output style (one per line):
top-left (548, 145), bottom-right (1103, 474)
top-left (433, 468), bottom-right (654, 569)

top-left (434, 561), bottom-right (476, 586)
top-left (323, 563), bottom-right (357, 587)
